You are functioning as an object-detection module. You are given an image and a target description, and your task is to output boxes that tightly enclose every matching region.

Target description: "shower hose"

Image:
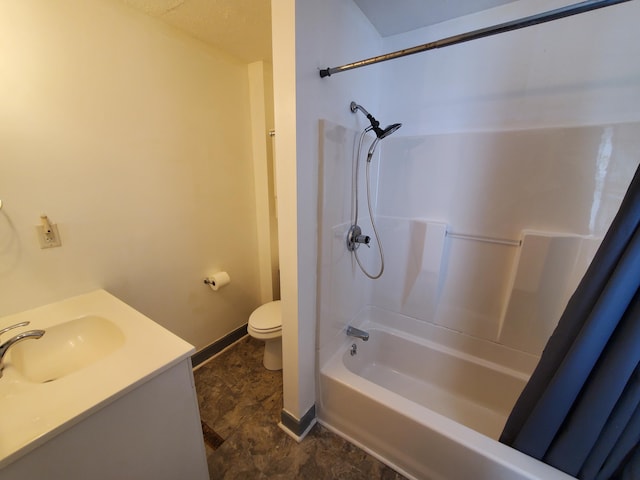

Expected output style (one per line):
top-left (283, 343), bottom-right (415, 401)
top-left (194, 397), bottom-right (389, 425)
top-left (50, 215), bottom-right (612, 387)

top-left (351, 128), bottom-right (385, 279)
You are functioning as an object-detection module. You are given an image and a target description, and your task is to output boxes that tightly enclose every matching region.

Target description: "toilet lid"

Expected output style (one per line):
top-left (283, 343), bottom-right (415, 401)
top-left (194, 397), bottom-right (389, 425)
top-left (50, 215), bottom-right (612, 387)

top-left (249, 300), bottom-right (282, 331)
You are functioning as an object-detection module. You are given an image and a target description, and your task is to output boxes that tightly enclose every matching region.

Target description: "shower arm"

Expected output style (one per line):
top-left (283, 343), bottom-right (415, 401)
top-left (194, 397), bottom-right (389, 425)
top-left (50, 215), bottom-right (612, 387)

top-left (350, 102), bottom-right (371, 118)
top-left (351, 102), bottom-right (382, 135)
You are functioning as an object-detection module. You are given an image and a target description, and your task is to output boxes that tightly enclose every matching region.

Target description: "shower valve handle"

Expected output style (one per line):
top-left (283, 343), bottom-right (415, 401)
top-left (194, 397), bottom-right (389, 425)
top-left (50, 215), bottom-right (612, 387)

top-left (347, 224), bottom-right (371, 251)
top-left (355, 234), bottom-right (371, 247)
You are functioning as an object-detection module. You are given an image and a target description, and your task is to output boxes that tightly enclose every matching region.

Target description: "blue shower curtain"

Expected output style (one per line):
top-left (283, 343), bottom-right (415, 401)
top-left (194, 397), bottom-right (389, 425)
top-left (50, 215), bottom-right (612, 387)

top-left (500, 163), bottom-right (640, 480)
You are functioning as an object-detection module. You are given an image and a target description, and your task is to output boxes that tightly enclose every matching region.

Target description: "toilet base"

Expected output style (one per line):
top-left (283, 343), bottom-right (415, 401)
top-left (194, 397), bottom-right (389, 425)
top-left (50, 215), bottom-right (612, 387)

top-left (263, 337), bottom-right (282, 371)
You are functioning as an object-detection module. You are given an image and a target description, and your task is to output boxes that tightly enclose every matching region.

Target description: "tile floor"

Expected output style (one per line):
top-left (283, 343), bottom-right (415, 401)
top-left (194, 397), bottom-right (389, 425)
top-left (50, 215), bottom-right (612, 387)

top-left (193, 336), bottom-right (408, 479)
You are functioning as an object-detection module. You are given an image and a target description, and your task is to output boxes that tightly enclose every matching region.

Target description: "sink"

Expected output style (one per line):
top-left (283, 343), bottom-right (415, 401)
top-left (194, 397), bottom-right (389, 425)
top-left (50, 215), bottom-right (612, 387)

top-left (0, 290), bottom-right (196, 468)
top-left (9, 315), bottom-right (125, 383)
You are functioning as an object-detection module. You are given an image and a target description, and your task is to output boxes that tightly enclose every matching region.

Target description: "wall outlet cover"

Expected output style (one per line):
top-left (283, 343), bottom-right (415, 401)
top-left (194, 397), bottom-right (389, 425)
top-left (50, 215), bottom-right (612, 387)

top-left (36, 224), bottom-right (62, 249)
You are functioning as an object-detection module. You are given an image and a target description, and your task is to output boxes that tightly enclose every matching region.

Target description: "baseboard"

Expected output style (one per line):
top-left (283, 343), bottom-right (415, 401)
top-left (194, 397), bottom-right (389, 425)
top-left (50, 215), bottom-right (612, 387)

top-left (191, 323), bottom-right (248, 368)
top-left (279, 405), bottom-right (317, 441)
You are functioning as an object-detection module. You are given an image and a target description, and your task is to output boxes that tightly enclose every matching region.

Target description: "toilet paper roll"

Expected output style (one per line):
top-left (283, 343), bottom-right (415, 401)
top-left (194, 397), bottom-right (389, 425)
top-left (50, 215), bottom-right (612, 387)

top-left (205, 271), bottom-right (231, 291)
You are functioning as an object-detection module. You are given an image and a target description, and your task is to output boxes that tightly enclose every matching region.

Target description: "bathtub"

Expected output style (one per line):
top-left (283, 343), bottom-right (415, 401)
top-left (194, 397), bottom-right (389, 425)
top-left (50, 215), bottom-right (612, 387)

top-left (318, 309), bottom-right (574, 480)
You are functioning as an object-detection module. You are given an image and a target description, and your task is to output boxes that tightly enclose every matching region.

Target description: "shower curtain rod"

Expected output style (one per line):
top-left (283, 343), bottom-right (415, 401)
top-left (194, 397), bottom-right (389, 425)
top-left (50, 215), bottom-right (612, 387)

top-left (319, 0), bottom-right (633, 78)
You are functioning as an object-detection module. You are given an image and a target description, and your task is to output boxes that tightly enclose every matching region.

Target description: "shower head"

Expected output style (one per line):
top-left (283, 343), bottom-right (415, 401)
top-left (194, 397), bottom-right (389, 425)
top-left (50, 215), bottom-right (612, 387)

top-left (350, 101), bottom-right (402, 140)
top-left (378, 123), bottom-right (402, 139)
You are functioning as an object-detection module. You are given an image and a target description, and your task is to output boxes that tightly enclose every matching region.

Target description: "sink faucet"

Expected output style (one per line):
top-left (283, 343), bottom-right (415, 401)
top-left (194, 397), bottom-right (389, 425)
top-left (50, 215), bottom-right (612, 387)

top-left (0, 322), bottom-right (45, 378)
top-left (346, 325), bottom-right (369, 341)
top-left (0, 321), bottom-right (30, 337)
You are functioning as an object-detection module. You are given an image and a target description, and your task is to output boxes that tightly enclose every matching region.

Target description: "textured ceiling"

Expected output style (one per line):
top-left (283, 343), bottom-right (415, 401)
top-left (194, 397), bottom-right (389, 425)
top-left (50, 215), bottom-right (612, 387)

top-left (120, 0), bottom-right (272, 63)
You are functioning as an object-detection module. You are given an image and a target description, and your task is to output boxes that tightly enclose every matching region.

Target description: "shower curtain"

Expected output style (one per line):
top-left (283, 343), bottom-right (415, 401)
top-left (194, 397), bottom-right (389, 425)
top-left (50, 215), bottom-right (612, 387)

top-left (500, 163), bottom-right (640, 479)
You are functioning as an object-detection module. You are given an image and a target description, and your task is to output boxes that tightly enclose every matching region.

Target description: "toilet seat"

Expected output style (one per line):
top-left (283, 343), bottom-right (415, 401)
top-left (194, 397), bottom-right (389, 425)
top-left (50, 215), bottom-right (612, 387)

top-left (247, 300), bottom-right (282, 370)
top-left (249, 325), bottom-right (281, 334)
top-left (248, 300), bottom-right (282, 339)
top-left (247, 325), bottom-right (281, 340)
top-left (249, 301), bottom-right (282, 331)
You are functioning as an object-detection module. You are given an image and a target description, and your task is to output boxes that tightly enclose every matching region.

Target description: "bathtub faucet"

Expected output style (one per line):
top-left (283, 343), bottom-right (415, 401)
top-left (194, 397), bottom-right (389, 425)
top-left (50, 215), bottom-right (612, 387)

top-left (346, 326), bottom-right (369, 342)
top-left (0, 322), bottom-right (46, 378)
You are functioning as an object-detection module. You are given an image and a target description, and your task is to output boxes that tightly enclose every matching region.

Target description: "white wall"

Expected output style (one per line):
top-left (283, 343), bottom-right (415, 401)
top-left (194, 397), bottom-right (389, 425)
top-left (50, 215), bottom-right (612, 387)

top-left (249, 60), bottom-right (278, 304)
top-left (0, 0), bottom-right (262, 350)
top-left (379, 0), bottom-right (640, 134)
top-left (288, 0), bottom-right (640, 423)
top-left (372, 124), bottom-right (639, 354)
top-left (316, 121), bottom-right (375, 366)
top-left (272, 0), bottom-right (382, 422)
top-left (369, 0), bottom-right (640, 354)
top-left (313, 0), bottom-right (640, 363)
top-left (318, 121), bottom-right (639, 360)
top-left (271, 0), bottom-right (300, 423)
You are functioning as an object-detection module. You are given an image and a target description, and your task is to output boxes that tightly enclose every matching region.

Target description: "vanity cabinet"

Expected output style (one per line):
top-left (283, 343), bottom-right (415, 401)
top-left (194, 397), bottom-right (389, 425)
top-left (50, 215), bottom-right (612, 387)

top-left (0, 359), bottom-right (208, 480)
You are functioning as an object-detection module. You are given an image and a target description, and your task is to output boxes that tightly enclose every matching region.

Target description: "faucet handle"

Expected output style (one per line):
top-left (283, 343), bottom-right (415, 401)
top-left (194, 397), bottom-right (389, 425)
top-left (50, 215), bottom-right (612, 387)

top-left (0, 321), bottom-right (30, 338)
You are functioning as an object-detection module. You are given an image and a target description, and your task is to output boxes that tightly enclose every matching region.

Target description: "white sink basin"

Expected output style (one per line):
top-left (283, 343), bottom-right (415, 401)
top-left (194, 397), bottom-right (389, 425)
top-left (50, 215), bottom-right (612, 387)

top-left (10, 315), bottom-right (125, 383)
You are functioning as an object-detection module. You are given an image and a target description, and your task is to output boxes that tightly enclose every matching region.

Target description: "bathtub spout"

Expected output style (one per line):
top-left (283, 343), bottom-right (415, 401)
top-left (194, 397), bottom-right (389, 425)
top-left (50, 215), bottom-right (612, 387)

top-left (346, 326), bottom-right (369, 342)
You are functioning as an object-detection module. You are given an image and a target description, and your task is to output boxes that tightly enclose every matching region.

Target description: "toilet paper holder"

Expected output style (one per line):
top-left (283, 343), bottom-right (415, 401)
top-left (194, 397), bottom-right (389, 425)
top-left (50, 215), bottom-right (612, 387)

top-left (203, 271), bottom-right (231, 291)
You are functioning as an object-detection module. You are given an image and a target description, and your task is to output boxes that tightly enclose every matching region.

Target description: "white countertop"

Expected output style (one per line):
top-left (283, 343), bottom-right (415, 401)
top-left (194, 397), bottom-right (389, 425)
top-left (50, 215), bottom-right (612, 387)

top-left (0, 290), bottom-right (195, 468)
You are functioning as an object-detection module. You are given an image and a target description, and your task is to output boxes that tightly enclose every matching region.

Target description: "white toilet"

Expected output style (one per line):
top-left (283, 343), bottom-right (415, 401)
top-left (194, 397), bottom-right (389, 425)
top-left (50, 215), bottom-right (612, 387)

top-left (247, 300), bottom-right (282, 370)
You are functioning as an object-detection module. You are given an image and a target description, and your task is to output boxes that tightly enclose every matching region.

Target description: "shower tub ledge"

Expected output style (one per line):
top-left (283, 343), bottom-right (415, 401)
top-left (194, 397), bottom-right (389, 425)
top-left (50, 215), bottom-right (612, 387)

top-left (318, 318), bottom-right (574, 480)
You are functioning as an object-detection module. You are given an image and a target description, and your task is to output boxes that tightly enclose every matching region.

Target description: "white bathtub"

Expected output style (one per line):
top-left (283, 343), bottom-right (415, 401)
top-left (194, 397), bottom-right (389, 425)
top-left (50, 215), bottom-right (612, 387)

top-left (318, 310), bottom-right (574, 480)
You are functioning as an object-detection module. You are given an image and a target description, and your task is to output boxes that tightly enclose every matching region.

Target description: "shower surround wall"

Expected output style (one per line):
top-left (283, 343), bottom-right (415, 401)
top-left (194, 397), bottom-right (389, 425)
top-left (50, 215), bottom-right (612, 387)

top-left (277, 0), bottom-right (640, 435)
top-left (317, 120), bottom-right (640, 365)
top-left (308, 0), bottom-right (640, 364)
top-left (311, 0), bottom-right (640, 473)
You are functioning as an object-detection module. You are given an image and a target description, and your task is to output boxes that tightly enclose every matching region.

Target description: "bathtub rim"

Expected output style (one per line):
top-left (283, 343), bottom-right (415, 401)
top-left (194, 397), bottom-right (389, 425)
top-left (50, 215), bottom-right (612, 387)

top-left (318, 321), bottom-right (575, 480)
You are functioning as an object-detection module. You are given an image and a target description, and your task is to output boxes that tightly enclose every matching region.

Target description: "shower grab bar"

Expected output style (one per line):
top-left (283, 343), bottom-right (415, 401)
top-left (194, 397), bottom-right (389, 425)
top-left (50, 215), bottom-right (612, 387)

top-left (319, 0), bottom-right (633, 78)
top-left (446, 231), bottom-right (521, 247)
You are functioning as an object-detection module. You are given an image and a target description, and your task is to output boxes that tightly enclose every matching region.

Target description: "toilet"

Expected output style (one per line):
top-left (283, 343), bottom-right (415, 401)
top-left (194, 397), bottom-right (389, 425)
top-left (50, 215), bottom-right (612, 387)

top-left (247, 300), bottom-right (282, 370)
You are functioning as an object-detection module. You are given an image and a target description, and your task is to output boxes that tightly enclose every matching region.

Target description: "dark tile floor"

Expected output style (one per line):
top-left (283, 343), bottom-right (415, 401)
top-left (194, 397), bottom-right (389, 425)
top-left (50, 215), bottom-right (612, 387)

top-left (193, 336), bottom-right (408, 480)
